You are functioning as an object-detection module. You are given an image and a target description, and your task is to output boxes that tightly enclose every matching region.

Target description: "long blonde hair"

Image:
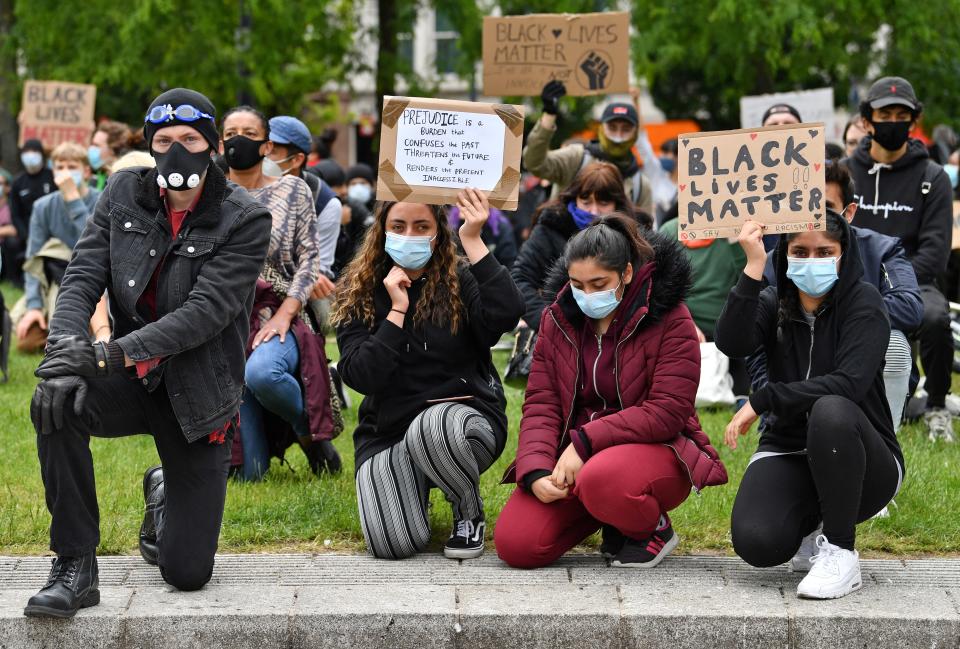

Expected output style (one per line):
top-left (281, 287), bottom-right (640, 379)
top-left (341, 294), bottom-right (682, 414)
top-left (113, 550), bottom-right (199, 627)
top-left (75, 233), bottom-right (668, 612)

top-left (331, 201), bottom-right (465, 333)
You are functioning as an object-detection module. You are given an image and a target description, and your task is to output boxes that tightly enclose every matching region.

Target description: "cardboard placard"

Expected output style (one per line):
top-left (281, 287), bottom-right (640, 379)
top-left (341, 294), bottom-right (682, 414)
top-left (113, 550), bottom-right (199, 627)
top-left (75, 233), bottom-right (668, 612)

top-left (376, 96), bottom-right (524, 210)
top-left (740, 87), bottom-right (837, 140)
top-left (482, 12), bottom-right (630, 97)
top-left (677, 122), bottom-right (826, 240)
top-left (19, 80), bottom-right (97, 150)
top-left (952, 201), bottom-right (960, 250)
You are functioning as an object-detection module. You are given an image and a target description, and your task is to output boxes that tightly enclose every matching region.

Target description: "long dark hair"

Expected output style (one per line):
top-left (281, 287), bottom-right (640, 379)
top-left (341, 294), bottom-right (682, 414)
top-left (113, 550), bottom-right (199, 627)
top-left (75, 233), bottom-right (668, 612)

top-left (330, 201), bottom-right (465, 333)
top-left (534, 161), bottom-right (634, 227)
top-left (564, 212), bottom-right (655, 274)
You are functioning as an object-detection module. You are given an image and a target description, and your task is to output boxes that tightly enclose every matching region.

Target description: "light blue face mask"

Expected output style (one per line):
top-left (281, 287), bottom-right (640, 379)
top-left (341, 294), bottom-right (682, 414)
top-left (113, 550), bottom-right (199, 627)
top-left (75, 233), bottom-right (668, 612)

top-left (87, 145), bottom-right (103, 171)
top-left (945, 163), bottom-right (959, 189)
top-left (69, 170), bottom-right (85, 187)
top-left (571, 279), bottom-right (622, 319)
top-left (21, 151), bottom-right (43, 170)
top-left (384, 232), bottom-right (435, 270)
top-left (786, 256), bottom-right (841, 298)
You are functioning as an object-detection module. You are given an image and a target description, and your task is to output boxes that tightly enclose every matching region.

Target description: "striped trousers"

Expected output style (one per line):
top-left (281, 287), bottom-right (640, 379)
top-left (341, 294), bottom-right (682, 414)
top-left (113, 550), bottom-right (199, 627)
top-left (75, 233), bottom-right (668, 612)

top-left (355, 403), bottom-right (498, 559)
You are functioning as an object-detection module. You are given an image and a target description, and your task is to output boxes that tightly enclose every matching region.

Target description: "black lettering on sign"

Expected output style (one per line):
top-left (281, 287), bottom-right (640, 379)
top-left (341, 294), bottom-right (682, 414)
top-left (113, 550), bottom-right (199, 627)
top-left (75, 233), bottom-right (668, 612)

top-left (688, 148), bottom-right (706, 176)
top-left (687, 200), bottom-right (714, 223)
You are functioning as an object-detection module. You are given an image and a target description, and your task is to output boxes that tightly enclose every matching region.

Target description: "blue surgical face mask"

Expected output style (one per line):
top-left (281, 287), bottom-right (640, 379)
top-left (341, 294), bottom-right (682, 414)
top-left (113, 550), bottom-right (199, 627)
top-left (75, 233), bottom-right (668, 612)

top-left (69, 170), bottom-right (85, 187)
top-left (571, 279), bottom-right (622, 319)
top-left (348, 183), bottom-right (373, 204)
top-left (786, 256), bottom-right (841, 298)
top-left (384, 232), bottom-right (435, 270)
top-left (567, 201), bottom-right (596, 230)
top-left (945, 163), bottom-right (959, 189)
top-left (87, 145), bottom-right (103, 171)
top-left (21, 151), bottom-right (43, 170)
top-left (658, 156), bottom-right (676, 173)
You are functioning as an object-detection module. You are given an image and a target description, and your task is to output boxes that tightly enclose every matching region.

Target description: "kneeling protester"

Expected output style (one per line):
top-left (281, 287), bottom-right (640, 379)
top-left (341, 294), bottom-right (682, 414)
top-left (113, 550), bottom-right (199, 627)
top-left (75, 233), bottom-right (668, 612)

top-left (332, 188), bottom-right (524, 560)
top-left (495, 214), bottom-right (727, 570)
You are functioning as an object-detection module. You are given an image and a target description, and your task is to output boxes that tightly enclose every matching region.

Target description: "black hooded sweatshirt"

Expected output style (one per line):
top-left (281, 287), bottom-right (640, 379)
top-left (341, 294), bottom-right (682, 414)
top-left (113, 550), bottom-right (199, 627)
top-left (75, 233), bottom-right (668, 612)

top-left (845, 137), bottom-right (953, 284)
top-left (336, 253), bottom-right (525, 472)
top-left (715, 216), bottom-right (904, 473)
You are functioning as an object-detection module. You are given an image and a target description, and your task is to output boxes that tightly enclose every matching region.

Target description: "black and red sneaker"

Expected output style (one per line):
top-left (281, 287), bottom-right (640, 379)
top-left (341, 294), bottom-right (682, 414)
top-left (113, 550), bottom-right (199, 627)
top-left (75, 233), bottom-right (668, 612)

top-left (611, 516), bottom-right (679, 568)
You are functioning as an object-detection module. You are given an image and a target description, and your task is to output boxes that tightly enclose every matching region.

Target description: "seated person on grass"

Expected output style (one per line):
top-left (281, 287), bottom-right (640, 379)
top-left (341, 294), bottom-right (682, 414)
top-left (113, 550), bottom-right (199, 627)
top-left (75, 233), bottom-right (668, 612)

top-left (716, 214), bottom-right (904, 601)
top-left (332, 189), bottom-right (523, 561)
top-left (495, 214), bottom-right (727, 569)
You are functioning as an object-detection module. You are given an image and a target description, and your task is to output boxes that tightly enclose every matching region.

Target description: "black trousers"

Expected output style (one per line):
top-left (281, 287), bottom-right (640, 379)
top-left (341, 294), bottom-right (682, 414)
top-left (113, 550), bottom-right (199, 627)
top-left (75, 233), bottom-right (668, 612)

top-left (731, 395), bottom-right (899, 566)
top-left (916, 283), bottom-right (953, 407)
top-left (35, 373), bottom-right (231, 591)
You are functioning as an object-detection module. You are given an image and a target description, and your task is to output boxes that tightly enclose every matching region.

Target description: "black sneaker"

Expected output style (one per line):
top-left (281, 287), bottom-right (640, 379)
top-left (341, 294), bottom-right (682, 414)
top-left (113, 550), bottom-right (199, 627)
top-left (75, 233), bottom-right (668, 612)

top-left (611, 520), bottom-right (679, 569)
top-left (599, 524), bottom-right (626, 559)
top-left (139, 466), bottom-right (164, 566)
top-left (24, 554), bottom-right (100, 618)
top-left (304, 439), bottom-right (343, 475)
top-left (444, 516), bottom-right (485, 559)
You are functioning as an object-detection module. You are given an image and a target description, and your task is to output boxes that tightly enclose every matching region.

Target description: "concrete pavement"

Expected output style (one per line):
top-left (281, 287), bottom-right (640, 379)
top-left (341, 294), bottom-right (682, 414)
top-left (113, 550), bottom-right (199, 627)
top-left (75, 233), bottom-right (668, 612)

top-left (1, 552), bottom-right (959, 648)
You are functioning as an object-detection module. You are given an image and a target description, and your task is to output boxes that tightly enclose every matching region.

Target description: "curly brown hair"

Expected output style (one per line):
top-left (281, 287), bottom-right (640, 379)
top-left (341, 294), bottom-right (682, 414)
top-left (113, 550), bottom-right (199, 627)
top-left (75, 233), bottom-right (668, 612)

top-left (330, 201), bottom-right (465, 333)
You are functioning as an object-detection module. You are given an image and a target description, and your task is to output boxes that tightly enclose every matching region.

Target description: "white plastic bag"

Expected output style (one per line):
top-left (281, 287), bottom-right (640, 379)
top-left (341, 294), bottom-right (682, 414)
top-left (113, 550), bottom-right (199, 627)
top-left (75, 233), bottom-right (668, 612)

top-left (695, 342), bottom-right (735, 407)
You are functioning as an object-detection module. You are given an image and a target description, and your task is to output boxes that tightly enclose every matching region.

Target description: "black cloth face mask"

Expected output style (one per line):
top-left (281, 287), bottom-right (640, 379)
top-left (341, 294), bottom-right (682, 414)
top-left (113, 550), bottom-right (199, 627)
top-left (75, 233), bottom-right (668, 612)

top-left (223, 135), bottom-right (267, 170)
top-left (870, 120), bottom-right (912, 151)
top-left (153, 142), bottom-right (211, 191)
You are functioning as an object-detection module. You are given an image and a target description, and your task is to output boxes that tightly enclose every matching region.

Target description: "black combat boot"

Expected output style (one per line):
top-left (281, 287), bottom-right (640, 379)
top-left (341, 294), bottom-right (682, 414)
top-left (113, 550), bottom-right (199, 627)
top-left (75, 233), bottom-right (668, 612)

top-left (139, 465), bottom-right (165, 565)
top-left (24, 553), bottom-right (100, 618)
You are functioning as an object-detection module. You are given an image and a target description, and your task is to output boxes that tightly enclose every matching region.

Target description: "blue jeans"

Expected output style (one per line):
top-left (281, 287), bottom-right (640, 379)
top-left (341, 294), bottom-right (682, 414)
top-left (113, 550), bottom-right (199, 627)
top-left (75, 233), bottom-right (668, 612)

top-left (238, 334), bottom-right (309, 481)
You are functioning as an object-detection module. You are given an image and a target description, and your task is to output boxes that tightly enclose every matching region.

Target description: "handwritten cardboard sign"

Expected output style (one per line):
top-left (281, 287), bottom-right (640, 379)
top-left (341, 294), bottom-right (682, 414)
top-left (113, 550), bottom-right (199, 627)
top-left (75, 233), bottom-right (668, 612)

top-left (952, 201), bottom-right (960, 250)
top-left (482, 12), bottom-right (630, 97)
top-left (19, 80), bottom-right (97, 150)
top-left (677, 122), bottom-right (826, 240)
top-left (376, 96), bottom-right (524, 210)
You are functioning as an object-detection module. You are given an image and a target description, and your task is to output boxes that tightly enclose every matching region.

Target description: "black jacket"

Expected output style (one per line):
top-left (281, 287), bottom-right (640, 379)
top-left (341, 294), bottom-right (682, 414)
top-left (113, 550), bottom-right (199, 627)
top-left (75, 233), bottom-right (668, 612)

top-left (511, 205), bottom-right (579, 332)
top-left (846, 137), bottom-right (953, 284)
top-left (49, 164), bottom-right (272, 442)
top-left (10, 167), bottom-right (55, 239)
top-left (336, 253), bottom-right (524, 470)
top-left (715, 217), bottom-right (904, 472)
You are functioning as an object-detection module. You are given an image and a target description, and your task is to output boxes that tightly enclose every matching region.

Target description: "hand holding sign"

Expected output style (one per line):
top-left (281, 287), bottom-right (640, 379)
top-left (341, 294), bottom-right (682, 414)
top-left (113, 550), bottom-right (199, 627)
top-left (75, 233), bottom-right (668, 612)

top-left (738, 220), bottom-right (768, 279)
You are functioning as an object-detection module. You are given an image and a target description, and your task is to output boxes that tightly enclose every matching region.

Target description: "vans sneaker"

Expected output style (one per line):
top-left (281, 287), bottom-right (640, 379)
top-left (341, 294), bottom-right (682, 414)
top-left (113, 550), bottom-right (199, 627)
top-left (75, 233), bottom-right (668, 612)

top-left (789, 525), bottom-right (822, 572)
top-left (444, 516), bottom-right (485, 559)
top-left (796, 535), bottom-right (862, 599)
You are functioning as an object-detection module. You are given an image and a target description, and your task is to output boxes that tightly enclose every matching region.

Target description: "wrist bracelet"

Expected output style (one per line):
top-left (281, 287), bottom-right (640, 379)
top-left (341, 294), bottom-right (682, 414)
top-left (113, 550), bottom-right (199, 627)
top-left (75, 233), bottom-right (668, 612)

top-left (391, 308), bottom-right (406, 315)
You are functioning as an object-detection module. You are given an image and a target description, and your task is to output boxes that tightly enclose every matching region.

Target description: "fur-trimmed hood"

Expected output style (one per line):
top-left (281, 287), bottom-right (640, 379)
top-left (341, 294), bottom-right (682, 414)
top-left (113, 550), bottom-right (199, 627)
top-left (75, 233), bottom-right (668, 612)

top-left (542, 227), bottom-right (694, 335)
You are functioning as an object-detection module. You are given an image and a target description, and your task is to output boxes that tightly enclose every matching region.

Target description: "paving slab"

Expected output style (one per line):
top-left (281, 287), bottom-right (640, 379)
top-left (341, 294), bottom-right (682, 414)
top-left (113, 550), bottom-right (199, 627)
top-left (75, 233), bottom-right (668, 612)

top-left (2, 553), bottom-right (960, 649)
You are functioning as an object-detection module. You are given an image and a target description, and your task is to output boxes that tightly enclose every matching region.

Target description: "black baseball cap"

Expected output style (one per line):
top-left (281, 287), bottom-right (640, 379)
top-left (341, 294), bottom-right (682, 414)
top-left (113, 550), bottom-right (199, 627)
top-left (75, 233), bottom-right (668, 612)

top-left (601, 103), bottom-right (638, 126)
top-left (761, 103), bottom-right (802, 125)
top-left (865, 76), bottom-right (920, 111)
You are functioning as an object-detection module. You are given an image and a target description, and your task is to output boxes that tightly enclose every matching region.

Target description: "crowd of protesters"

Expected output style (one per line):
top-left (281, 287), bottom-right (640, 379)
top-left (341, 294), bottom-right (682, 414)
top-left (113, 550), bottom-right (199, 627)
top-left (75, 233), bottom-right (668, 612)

top-left (1, 71), bottom-right (956, 619)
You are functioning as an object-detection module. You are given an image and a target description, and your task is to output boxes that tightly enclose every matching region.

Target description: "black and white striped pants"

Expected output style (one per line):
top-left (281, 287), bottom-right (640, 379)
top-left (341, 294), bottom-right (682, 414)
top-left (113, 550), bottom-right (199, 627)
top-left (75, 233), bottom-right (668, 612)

top-left (355, 403), bottom-right (498, 559)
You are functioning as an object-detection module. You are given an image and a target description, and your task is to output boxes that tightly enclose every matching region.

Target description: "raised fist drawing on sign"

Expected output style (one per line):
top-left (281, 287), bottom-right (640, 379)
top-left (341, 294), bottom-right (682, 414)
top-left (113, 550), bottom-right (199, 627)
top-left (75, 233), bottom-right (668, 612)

top-left (579, 51), bottom-right (610, 91)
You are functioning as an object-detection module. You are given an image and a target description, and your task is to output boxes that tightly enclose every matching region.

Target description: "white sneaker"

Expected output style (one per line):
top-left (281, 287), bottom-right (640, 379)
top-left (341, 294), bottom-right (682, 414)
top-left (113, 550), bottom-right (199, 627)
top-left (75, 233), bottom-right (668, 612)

top-left (789, 525), bottom-right (822, 572)
top-left (924, 407), bottom-right (956, 442)
top-left (796, 535), bottom-right (862, 599)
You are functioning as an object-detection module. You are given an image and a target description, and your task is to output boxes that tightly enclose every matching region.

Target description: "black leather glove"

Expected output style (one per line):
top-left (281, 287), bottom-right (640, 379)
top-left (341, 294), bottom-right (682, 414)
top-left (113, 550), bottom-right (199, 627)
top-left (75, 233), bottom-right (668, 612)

top-left (36, 335), bottom-right (125, 379)
top-left (540, 80), bottom-right (567, 115)
top-left (30, 376), bottom-right (89, 435)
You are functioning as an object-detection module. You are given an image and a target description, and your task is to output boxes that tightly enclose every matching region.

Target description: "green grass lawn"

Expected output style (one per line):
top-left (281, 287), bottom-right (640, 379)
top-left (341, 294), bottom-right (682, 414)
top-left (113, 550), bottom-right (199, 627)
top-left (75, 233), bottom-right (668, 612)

top-left (1, 281), bottom-right (959, 557)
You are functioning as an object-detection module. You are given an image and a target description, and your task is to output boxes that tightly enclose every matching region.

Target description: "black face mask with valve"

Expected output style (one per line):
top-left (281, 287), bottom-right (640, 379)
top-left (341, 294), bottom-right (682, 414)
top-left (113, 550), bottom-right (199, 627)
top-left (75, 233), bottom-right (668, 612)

top-left (153, 143), bottom-right (211, 191)
top-left (870, 120), bottom-right (912, 151)
top-left (223, 135), bottom-right (267, 170)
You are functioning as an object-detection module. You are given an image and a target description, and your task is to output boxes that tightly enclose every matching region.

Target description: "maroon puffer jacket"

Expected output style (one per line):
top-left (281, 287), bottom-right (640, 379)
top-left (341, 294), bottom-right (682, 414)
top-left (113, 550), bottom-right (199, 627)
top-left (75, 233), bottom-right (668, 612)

top-left (505, 229), bottom-right (728, 493)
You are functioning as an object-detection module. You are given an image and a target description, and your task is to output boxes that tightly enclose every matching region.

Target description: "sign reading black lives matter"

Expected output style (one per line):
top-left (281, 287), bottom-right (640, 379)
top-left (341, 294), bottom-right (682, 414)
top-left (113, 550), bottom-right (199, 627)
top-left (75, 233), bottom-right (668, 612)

top-left (677, 123), bottom-right (826, 240)
top-left (376, 96), bottom-right (525, 210)
top-left (482, 13), bottom-right (630, 97)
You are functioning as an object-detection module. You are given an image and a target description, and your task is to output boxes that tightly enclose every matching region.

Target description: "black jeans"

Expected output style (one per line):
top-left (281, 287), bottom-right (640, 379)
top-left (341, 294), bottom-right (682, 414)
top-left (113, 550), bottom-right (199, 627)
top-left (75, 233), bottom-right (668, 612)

top-left (35, 373), bottom-right (231, 591)
top-left (916, 283), bottom-right (952, 407)
top-left (731, 395), bottom-right (899, 566)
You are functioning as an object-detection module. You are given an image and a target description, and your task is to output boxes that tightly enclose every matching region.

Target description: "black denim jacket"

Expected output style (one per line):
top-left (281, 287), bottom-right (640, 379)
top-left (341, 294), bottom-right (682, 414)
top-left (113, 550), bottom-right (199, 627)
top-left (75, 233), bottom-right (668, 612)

top-left (49, 163), bottom-right (272, 442)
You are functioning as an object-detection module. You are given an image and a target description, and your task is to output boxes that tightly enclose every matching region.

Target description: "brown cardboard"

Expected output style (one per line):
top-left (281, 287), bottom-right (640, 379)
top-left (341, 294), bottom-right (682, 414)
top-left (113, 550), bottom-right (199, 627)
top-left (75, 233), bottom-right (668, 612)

top-left (19, 80), bottom-right (97, 150)
top-left (376, 96), bottom-right (524, 210)
top-left (952, 201), bottom-right (960, 249)
top-left (482, 12), bottom-right (630, 97)
top-left (677, 122), bottom-right (827, 240)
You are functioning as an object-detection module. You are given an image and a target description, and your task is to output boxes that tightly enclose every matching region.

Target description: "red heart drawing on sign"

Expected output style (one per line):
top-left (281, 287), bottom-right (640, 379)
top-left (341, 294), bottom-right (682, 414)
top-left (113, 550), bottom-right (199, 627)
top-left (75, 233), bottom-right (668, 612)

top-left (679, 184), bottom-right (686, 192)
top-left (750, 133), bottom-right (758, 140)
top-left (814, 163), bottom-right (821, 171)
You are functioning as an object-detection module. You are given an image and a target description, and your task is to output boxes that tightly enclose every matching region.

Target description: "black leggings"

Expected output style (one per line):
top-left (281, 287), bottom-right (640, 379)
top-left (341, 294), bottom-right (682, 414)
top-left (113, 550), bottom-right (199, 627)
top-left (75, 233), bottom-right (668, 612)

top-left (731, 395), bottom-right (900, 566)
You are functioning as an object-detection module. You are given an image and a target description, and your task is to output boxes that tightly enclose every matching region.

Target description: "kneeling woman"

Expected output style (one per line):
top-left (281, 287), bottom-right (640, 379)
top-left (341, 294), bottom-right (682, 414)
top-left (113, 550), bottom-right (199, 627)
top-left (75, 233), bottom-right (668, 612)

top-left (716, 214), bottom-right (904, 600)
top-left (332, 189), bottom-right (524, 560)
top-left (495, 215), bottom-right (727, 569)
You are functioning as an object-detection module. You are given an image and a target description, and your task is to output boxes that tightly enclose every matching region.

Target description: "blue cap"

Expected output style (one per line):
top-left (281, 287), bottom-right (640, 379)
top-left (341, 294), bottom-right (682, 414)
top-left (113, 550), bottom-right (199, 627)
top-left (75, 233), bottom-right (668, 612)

top-left (269, 116), bottom-right (312, 155)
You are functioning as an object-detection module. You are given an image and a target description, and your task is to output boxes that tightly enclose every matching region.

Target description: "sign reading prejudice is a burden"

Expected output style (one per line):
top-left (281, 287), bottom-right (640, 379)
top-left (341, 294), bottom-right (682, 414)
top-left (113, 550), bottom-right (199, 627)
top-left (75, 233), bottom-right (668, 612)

top-left (377, 96), bottom-right (525, 210)
top-left (677, 123), bottom-right (827, 240)
top-left (482, 12), bottom-right (630, 97)
top-left (19, 80), bottom-right (97, 149)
